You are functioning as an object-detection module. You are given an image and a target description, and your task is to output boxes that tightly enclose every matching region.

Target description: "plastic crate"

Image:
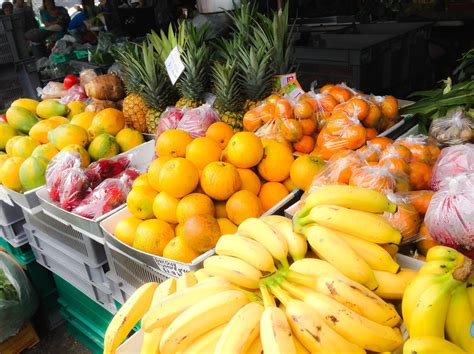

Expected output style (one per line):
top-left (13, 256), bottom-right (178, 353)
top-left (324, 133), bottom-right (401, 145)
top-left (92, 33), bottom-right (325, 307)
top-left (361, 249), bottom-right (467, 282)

top-left (0, 200), bottom-right (24, 226)
top-left (32, 290), bottom-right (64, 334)
top-left (24, 225), bottom-right (109, 287)
top-left (0, 14), bottom-right (22, 65)
top-left (63, 310), bottom-right (104, 354)
top-left (107, 271), bottom-right (134, 305)
top-left (25, 259), bottom-right (56, 298)
top-left (0, 322), bottom-right (39, 354)
top-left (0, 235), bottom-right (35, 265)
top-left (24, 211), bottom-right (107, 267)
top-left (74, 49), bottom-right (89, 60)
top-left (0, 218), bottom-right (27, 247)
top-left (5, 186), bottom-right (42, 214)
top-left (51, 53), bottom-right (74, 63)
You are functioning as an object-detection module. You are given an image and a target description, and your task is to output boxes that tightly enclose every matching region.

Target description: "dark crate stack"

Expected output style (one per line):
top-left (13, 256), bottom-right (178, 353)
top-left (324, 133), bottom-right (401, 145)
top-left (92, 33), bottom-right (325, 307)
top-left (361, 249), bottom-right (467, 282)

top-left (0, 14), bottom-right (40, 109)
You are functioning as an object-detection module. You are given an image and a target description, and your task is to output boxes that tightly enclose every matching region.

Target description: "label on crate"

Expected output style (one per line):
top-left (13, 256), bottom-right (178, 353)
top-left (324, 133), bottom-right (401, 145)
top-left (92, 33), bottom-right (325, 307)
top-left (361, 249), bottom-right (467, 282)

top-left (0, 186), bottom-right (14, 206)
top-left (165, 46), bottom-right (185, 85)
top-left (152, 257), bottom-right (190, 278)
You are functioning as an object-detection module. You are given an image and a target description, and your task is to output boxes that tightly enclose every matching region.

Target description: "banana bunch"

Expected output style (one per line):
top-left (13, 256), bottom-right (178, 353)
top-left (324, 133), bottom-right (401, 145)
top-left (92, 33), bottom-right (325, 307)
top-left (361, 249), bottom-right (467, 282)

top-left (402, 246), bottom-right (473, 354)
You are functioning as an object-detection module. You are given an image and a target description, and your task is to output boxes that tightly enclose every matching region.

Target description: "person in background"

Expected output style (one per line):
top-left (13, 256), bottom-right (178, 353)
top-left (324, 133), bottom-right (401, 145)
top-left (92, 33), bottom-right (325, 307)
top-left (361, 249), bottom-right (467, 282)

top-left (67, 0), bottom-right (100, 43)
top-left (25, 0), bottom-right (69, 43)
top-left (2, 1), bottom-right (13, 15)
top-left (13, 0), bottom-right (38, 32)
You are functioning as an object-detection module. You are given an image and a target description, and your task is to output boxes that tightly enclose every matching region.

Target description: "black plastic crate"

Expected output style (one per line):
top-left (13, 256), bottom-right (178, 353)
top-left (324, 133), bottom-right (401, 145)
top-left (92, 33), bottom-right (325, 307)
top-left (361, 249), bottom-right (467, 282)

top-left (0, 14), bottom-right (29, 65)
top-left (0, 58), bottom-right (40, 109)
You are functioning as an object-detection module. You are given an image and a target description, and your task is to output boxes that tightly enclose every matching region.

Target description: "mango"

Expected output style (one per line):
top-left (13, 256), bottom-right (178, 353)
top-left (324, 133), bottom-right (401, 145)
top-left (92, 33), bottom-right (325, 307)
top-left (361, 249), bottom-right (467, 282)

top-left (48, 116), bottom-right (69, 125)
top-left (88, 108), bottom-right (125, 138)
top-left (48, 124), bottom-right (88, 150)
top-left (116, 128), bottom-right (144, 152)
top-left (11, 136), bottom-right (40, 158)
top-left (11, 98), bottom-right (39, 114)
top-left (0, 123), bottom-right (17, 151)
top-left (6, 106), bottom-right (39, 134)
top-left (70, 112), bottom-right (95, 131)
top-left (88, 133), bottom-right (120, 161)
top-left (61, 144), bottom-right (90, 167)
top-left (29, 119), bottom-right (61, 144)
top-left (32, 143), bottom-right (59, 162)
top-left (36, 100), bottom-right (69, 119)
top-left (1, 157), bottom-right (25, 191)
top-left (19, 156), bottom-right (48, 191)
top-left (5, 136), bottom-right (22, 156)
top-left (67, 101), bottom-right (86, 119)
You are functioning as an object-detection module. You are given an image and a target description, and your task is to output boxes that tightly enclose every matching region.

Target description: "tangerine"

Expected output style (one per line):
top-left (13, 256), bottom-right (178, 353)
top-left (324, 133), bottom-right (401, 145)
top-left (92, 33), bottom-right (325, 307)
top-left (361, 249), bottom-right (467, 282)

top-left (349, 166), bottom-right (394, 193)
top-left (369, 136), bottom-right (393, 150)
top-left (365, 128), bottom-right (378, 140)
top-left (294, 100), bottom-right (314, 119)
top-left (381, 95), bottom-right (398, 120)
top-left (328, 86), bottom-right (353, 103)
top-left (300, 118), bottom-right (317, 135)
top-left (319, 84), bottom-right (334, 93)
top-left (293, 135), bottom-right (315, 154)
top-left (275, 98), bottom-right (294, 120)
top-left (281, 118), bottom-right (303, 143)
top-left (243, 110), bottom-right (263, 132)
top-left (363, 103), bottom-right (383, 128)
top-left (408, 161), bottom-right (432, 190)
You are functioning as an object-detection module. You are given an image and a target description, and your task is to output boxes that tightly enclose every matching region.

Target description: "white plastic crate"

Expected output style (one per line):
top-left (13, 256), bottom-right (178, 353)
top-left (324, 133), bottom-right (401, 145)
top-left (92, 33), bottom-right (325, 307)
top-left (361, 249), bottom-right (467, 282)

top-left (24, 211), bottom-right (107, 267)
top-left (0, 218), bottom-right (27, 247)
top-left (35, 140), bottom-right (156, 243)
top-left (0, 200), bottom-right (24, 225)
top-left (6, 187), bottom-right (43, 215)
top-left (106, 271), bottom-right (134, 305)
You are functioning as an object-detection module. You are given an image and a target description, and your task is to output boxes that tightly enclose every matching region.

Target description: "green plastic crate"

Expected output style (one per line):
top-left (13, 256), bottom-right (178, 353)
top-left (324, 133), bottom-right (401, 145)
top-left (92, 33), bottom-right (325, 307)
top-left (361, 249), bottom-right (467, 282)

top-left (62, 309), bottom-right (104, 354)
top-left (74, 49), bottom-right (89, 60)
top-left (51, 53), bottom-right (74, 63)
top-left (25, 260), bottom-right (56, 298)
top-left (0, 236), bottom-right (35, 265)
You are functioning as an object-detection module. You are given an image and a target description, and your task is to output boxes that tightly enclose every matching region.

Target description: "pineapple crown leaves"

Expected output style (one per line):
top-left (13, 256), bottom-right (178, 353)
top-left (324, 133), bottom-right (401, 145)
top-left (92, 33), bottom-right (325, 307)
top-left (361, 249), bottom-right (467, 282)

top-left (147, 21), bottom-right (187, 64)
top-left (115, 42), bottom-right (142, 95)
top-left (211, 59), bottom-right (244, 112)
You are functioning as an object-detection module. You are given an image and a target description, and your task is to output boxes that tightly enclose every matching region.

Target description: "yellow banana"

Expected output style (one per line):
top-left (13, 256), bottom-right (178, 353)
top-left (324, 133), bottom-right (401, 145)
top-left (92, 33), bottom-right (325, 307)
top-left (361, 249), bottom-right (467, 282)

top-left (285, 298), bottom-right (366, 354)
top-left (403, 336), bottom-right (467, 354)
top-left (289, 258), bottom-right (344, 278)
top-left (141, 277), bottom-right (233, 332)
top-left (215, 234), bottom-right (277, 273)
top-left (380, 243), bottom-right (399, 257)
top-left (426, 245), bottom-right (464, 263)
top-left (335, 230), bottom-right (400, 273)
top-left (408, 275), bottom-right (462, 338)
top-left (446, 283), bottom-right (474, 352)
top-left (160, 290), bottom-right (249, 354)
top-left (297, 185), bottom-right (397, 221)
top-left (303, 225), bottom-right (378, 290)
top-left (293, 336), bottom-right (310, 354)
top-left (262, 215), bottom-right (307, 261)
top-left (141, 279), bottom-right (176, 354)
top-left (176, 271), bottom-right (197, 292)
top-left (281, 281), bottom-right (403, 352)
top-left (194, 269), bottom-right (210, 282)
top-left (373, 269), bottom-right (418, 300)
top-left (419, 259), bottom-right (457, 276)
top-left (203, 255), bottom-right (262, 289)
top-left (260, 306), bottom-right (296, 354)
top-left (467, 273), bottom-right (474, 310)
top-left (179, 324), bottom-right (227, 354)
top-left (295, 205), bottom-right (402, 244)
top-left (104, 282), bottom-right (158, 354)
top-left (215, 302), bottom-right (264, 354)
top-left (245, 336), bottom-right (262, 354)
top-left (237, 218), bottom-right (289, 266)
top-left (316, 276), bottom-right (401, 327)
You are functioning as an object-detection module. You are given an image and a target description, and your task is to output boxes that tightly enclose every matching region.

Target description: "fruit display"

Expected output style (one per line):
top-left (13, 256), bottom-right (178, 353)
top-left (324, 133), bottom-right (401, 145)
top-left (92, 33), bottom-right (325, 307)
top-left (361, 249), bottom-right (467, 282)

top-left (0, 98), bottom-right (144, 193)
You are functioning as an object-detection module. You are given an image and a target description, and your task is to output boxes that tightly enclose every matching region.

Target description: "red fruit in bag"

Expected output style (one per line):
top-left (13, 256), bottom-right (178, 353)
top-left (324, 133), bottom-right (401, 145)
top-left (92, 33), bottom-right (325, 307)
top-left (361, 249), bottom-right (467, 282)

top-left (46, 152), bottom-right (83, 202)
top-left (59, 168), bottom-right (91, 211)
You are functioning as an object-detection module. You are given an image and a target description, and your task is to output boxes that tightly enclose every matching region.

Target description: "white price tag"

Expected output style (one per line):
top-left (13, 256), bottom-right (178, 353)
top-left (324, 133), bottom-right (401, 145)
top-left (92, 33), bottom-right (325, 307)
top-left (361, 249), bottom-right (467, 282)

top-left (0, 186), bottom-right (14, 206)
top-left (165, 46), bottom-right (185, 85)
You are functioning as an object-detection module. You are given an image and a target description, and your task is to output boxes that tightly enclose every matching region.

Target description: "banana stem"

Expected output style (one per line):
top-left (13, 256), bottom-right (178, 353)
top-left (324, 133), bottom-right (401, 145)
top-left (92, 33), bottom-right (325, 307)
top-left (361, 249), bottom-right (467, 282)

top-left (278, 258), bottom-right (290, 272)
top-left (286, 270), bottom-right (316, 288)
top-left (260, 284), bottom-right (276, 308)
top-left (452, 256), bottom-right (473, 282)
top-left (280, 280), bottom-right (308, 300)
top-left (233, 286), bottom-right (262, 304)
top-left (268, 284), bottom-right (291, 307)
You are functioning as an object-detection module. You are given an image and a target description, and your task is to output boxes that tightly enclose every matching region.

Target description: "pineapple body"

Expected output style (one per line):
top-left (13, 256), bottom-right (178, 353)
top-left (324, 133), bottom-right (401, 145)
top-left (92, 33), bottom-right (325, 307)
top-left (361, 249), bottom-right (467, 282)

top-left (145, 108), bottom-right (162, 134)
top-left (216, 107), bottom-right (243, 132)
top-left (123, 93), bottom-right (148, 133)
top-left (175, 97), bottom-right (201, 110)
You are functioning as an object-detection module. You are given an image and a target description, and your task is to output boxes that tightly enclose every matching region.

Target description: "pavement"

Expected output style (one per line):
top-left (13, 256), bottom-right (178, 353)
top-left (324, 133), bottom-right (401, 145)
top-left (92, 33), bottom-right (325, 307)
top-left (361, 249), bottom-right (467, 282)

top-left (24, 325), bottom-right (90, 354)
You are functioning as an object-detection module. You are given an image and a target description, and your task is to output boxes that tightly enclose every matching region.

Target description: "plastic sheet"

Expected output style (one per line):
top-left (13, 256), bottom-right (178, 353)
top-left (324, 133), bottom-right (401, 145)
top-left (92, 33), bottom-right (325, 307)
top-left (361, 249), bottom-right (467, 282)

top-left (429, 108), bottom-right (474, 146)
top-left (431, 143), bottom-right (474, 191)
top-left (155, 107), bottom-right (185, 137)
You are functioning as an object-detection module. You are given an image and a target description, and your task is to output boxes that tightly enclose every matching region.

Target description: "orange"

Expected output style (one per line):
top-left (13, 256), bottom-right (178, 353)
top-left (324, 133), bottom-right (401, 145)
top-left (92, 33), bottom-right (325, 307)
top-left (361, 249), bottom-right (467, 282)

top-left (283, 177), bottom-right (297, 192)
top-left (182, 214), bottom-right (221, 253)
top-left (365, 128), bottom-right (378, 140)
top-left (214, 200), bottom-right (228, 218)
top-left (340, 124), bottom-right (366, 150)
top-left (281, 118), bottom-right (303, 143)
top-left (200, 161), bottom-right (241, 200)
top-left (404, 190), bottom-right (433, 214)
top-left (176, 192), bottom-right (215, 224)
top-left (290, 154), bottom-right (325, 190)
top-left (153, 191), bottom-right (180, 224)
top-left (243, 110), bottom-right (263, 132)
top-left (127, 186), bottom-right (158, 219)
top-left (381, 95), bottom-right (398, 120)
top-left (378, 157), bottom-right (409, 175)
top-left (163, 236), bottom-right (200, 263)
top-left (258, 140), bottom-right (294, 182)
top-left (237, 168), bottom-right (261, 195)
top-left (369, 136), bottom-right (393, 150)
top-left (185, 137), bottom-right (222, 170)
top-left (114, 215), bottom-right (141, 246)
top-left (327, 150), bottom-right (363, 184)
top-left (133, 219), bottom-right (175, 256)
top-left (205, 121), bottom-right (234, 149)
top-left (266, 94), bottom-right (280, 105)
top-left (260, 104), bottom-right (276, 123)
top-left (158, 157), bottom-right (199, 198)
top-left (384, 203), bottom-right (420, 240)
top-left (408, 161), bottom-right (432, 190)
top-left (217, 218), bottom-right (238, 235)
top-left (258, 182), bottom-right (289, 212)
top-left (396, 140), bottom-right (431, 162)
top-left (300, 118), bottom-right (317, 135)
top-left (293, 135), bottom-right (315, 154)
top-left (175, 223), bottom-right (184, 237)
top-left (349, 167), bottom-right (395, 193)
top-left (318, 94), bottom-right (338, 112)
top-left (417, 222), bottom-right (438, 256)
top-left (428, 144), bottom-right (441, 162)
top-left (147, 156), bottom-right (173, 191)
top-left (328, 86), bottom-right (353, 103)
top-left (342, 98), bottom-right (369, 120)
top-left (224, 132), bottom-right (264, 168)
top-left (155, 129), bottom-right (193, 157)
top-left (363, 103), bottom-right (383, 128)
top-left (275, 98), bottom-right (294, 120)
top-left (226, 190), bottom-right (262, 225)
top-left (319, 84), bottom-right (334, 93)
top-left (294, 100), bottom-right (314, 119)
top-left (385, 143), bottom-right (412, 162)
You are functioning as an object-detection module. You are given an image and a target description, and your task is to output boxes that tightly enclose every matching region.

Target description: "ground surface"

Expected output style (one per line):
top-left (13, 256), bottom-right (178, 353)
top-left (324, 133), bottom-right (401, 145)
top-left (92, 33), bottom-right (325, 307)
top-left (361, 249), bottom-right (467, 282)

top-left (24, 325), bottom-right (90, 354)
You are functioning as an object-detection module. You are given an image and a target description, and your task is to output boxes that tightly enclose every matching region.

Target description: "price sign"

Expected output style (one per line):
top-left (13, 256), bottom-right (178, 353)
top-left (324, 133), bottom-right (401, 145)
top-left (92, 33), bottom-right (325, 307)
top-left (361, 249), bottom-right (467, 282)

top-left (165, 46), bottom-right (185, 85)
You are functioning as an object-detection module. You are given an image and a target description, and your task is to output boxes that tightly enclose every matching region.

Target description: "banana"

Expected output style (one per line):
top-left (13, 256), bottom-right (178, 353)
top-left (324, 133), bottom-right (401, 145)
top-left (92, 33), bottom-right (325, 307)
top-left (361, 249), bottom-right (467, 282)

top-left (373, 269), bottom-right (418, 300)
top-left (303, 225), bottom-right (378, 290)
top-left (315, 276), bottom-right (401, 327)
top-left (289, 258), bottom-right (344, 278)
top-left (215, 302), bottom-right (264, 354)
top-left (467, 273), bottom-right (474, 310)
top-left (380, 243), bottom-right (399, 257)
top-left (215, 234), bottom-right (277, 273)
top-left (403, 336), bottom-right (467, 354)
top-left (426, 245), bottom-right (464, 263)
top-left (285, 299), bottom-right (366, 354)
top-left (419, 259), bottom-right (457, 276)
top-left (262, 215), bottom-right (307, 261)
top-left (141, 279), bottom-right (176, 354)
top-left (281, 281), bottom-right (403, 352)
top-left (104, 282), bottom-right (158, 354)
top-left (446, 283), bottom-right (474, 352)
top-left (245, 336), bottom-right (262, 354)
top-left (293, 336), bottom-right (310, 354)
top-left (141, 277), bottom-right (233, 332)
top-left (408, 275), bottom-right (462, 338)
top-left (260, 306), bottom-right (296, 354)
top-left (160, 290), bottom-right (249, 354)
top-left (296, 185), bottom-right (397, 218)
top-left (295, 205), bottom-right (402, 244)
top-left (179, 324), bottom-right (227, 354)
top-left (203, 255), bottom-right (262, 289)
top-left (194, 269), bottom-right (210, 282)
top-left (176, 271), bottom-right (197, 292)
top-left (335, 230), bottom-right (400, 273)
top-left (237, 218), bottom-right (289, 266)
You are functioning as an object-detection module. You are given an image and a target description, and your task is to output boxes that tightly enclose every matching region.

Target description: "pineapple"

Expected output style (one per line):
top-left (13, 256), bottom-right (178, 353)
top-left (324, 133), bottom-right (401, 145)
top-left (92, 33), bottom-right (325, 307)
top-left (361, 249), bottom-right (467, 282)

top-left (211, 58), bottom-right (244, 131)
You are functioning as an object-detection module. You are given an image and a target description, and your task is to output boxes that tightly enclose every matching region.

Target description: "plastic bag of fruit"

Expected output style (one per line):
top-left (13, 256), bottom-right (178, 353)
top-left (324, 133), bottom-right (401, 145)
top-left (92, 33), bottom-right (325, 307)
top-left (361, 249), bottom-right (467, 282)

top-left (294, 84), bottom-right (338, 130)
top-left (243, 101), bottom-right (276, 132)
top-left (425, 172), bottom-right (474, 258)
top-left (383, 192), bottom-right (422, 242)
top-left (85, 155), bottom-right (132, 189)
top-left (73, 169), bottom-right (139, 219)
top-left (58, 165), bottom-right (91, 211)
top-left (430, 143), bottom-right (474, 191)
top-left (429, 108), bottom-right (473, 146)
top-left (177, 104), bottom-right (220, 138)
top-left (46, 152), bottom-right (83, 202)
top-left (155, 107), bottom-right (185, 137)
